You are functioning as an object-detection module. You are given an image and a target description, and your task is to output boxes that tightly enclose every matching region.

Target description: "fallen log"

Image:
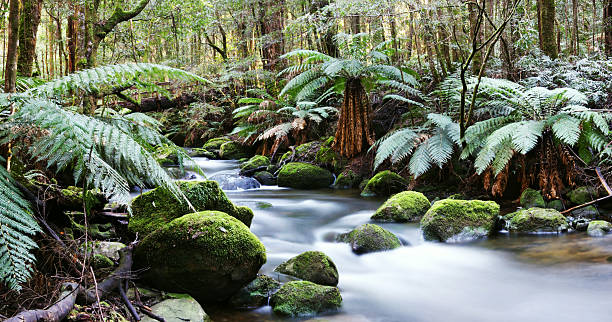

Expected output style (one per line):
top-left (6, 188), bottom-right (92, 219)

top-left (5, 282), bottom-right (79, 322)
top-left (79, 244), bottom-right (135, 303)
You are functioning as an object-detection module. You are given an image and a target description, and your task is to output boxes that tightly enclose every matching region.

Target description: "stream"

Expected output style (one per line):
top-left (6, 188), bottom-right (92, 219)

top-left (183, 157), bottom-right (612, 322)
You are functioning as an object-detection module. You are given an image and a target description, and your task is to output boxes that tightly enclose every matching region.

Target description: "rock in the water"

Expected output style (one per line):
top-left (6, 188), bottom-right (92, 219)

top-left (141, 296), bottom-right (211, 322)
top-left (504, 208), bottom-right (568, 233)
top-left (240, 155), bottom-right (271, 174)
top-left (219, 141), bottom-right (252, 160)
top-left (202, 137), bottom-right (231, 151)
top-left (587, 220), bottom-right (612, 237)
top-left (360, 171), bottom-right (408, 197)
top-left (547, 199), bottom-right (565, 211)
top-left (208, 173), bottom-right (261, 190)
top-left (278, 162), bottom-right (334, 189)
top-left (567, 186), bottom-right (597, 205)
top-left (337, 224), bottom-right (401, 254)
top-left (253, 171), bottom-right (276, 185)
top-left (270, 281), bottom-right (342, 317)
top-left (274, 251), bottom-right (339, 286)
top-left (229, 275), bottom-right (281, 309)
top-left (135, 211), bottom-right (266, 303)
top-left (571, 205), bottom-right (599, 218)
top-left (332, 170), bottom-right (361, 189)
top-left (371, 191), bottom-right (430, 222)
top-left (129, 180), bottom-right (253, 236)
top-left (520, 188), bottom-right (546, 208)
top-left (420, 199), bottom-right (500, 242)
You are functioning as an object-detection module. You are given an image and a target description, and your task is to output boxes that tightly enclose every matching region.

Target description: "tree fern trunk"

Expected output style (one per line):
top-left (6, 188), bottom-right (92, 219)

top-left (4, 0), bottom-right (20, 93)
top-left (17, 0), bottom-right (42, 77)
top-left (334, 79), bottom-right (374, 158)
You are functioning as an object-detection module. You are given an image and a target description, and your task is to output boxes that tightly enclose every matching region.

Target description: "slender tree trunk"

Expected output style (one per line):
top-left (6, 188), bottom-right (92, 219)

top-left (538, 0), bottom-right (557, 58)
top-left (605, 0), bottom-right (612, 55)
top-left (260, 0), bottom-right (285, 71)
top-left (571, 0), bottom-right (579, 54)
top-left (16, 0), bottom-right (42, 76)
top-left (5, 0), bottom-right (20, 92)
top-left (468, 1), bottom-right (482, 74)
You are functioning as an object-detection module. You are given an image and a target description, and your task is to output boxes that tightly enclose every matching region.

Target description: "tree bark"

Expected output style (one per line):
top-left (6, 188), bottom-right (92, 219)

top-left (538, 0), bottom-right (557, 58)
top-left (260, 0), bottom-right (285, 71)
top-left (16, 0), bottom-right (42, 77)
top-left (4, 0), bottom-right (20, 93)
top-left (605, 0), bottom-right (612, 55)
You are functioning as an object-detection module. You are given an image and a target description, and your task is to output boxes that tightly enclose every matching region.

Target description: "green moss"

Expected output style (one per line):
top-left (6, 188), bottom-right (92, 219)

top-left (270, 281), bottom-right (342, 317)
top-left (135, 211), bottom-right (266, 302)
top-left (360, 171), bottom-right (408, 197)
top-left (240, 155), bottom-right (271, 173)
top-left (253, 171), bottom-right (276, 185)
top-left (547, 199), bottom-right (565, 211)
top-left (332, 170), bottom-right (361, 189)
top-left (372, 191), bottom-right (430, 223)
top-left (129, 180), bottom-right (253, 236)
top-left (219, 141), bottom-right (252, 159)
top-left (229, 275), bottom-right (281, 309)
top-left (274, 251), bottom-right (339, 286)
top-left (503, 208), bottom-right (568, 233)
top-left (337, 224), bottom-right (401, 254)
top-left (587, 220), bottom-right (612, 237)
top-left (202, 137), bottom-right (231, 151)
top-left (314, 147), bottom-right (345, 173)
top-left (277, 162), bottom-right (334, 189)
top-left (60, 186), bottom-right (105, 212)
top-left (567, 186), bottom-right (598, 205)
top-left (519, 188), bottom-right (546, 208)
top-left (420, 199), bottom-right (500, 242)
top-left (92, 254), bottom-right (114, 269)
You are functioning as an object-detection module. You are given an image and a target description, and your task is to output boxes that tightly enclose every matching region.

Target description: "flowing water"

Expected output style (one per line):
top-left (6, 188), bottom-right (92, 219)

top-left (189, 158), bottom-right (612, 322)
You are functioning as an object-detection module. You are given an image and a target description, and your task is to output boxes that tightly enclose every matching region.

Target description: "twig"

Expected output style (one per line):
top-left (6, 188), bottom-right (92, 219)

top-left (89, 267), bottom-right (104, 321)
top-left (595, 167), bottom-right (612, 196)
top-left (5, 283), bottom-right (79, 322)
top-left (561, 195), bottom-right (612, 215)
top-left (134, 303), bottom-right (165, 322)
top-left (119, 280), bottom-right (140, 321)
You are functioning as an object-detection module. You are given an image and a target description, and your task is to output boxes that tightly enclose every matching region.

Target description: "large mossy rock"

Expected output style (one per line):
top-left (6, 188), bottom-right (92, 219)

top-left (360, 171), bottom-right (408, 197)
top-left (586, 220), bottom-right (612, 237)
top-left (240, 155), bottom-right (271, 175)
top-left (141, 296), bottom-right (211, 322)
top-left (503, 208), bottom-right (568, 233)
top-left (278, 162), bottom-right (334, 189)
top-left (420, 199), bottom-right (500, 242)
top-left (519, 188), bottom-right (546, 209)
top-left (274, 251), bottom-right (339, 286)
top-left (270, 281), bottom-right (342, 317)
top-left (219, 141), bottom-right (252, 160)
top-left (202, 137), bottom-right (231, 151)
top-left (253, 171), bottom-right (276, 185)
top-left (129, 180), bottom-right (253, 236)
top-left (371, 191), bottom-right (430, 223)
top-left (567, 186), bottom-right (598, 205)
top-left (135, 211), bottom-right (266, 303)
top-left (229, 275), bottom-right (281, 309)
top-left (336, 224), bottom-right (401, 254)
top-left (59, 186), bottom-right (106, 211)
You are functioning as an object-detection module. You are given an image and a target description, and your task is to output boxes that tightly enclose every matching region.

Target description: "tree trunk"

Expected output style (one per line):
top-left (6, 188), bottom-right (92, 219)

top-left (16, 0), bottom-right (42, 77)
top-left (260, 0), bottom-right (285, 71)
top-left (4, 0), bottom-right (20, 93)
top-left (538, 0), bottom-right (557, 58)
top-left (333, 78), bottom-right (374, 158)
top-left (605, 0), bottom-right (612, 55)
top-left (468, 1), bottom-right (482, 74)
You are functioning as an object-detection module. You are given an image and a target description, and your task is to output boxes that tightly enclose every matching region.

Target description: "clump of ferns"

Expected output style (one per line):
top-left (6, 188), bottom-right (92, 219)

top-left (232, 88), bottom-right (337, 157)
top-left (0, 63), bottom-right (205, 291)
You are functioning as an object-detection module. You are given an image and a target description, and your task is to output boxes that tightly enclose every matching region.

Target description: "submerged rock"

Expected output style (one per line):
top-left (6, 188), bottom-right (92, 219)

top-left (337, 224), bottom-right (401, 254)
top-left (333, 170), bottom-right (361, 189)
top-left (129, 180), bottom-right (253, 236)
top-left (219, 141), bottom-right (252, 160)
top-left (135, 211), bottom-right (266, 303)
top-left (270, 281), bottom-right (342, 317)
top-left (240, 155), bottom-right (271, 174)
top-left (278, 162), bottom-right (334, 189)
top-left (275, 251), bottom-right (339, 286)
top-left (504, 208), bottom-right (568, 233)
top-left (141, 296), bottom-right (211, 322)
top-left (253, 171), bottom-right (276, 185)
top-left (371, 191), bottom-right (430, 222)
top-left (360, 171), bottom-right (408, 197)
top-left (519, 188), bottom-right (546, 209)
top-left (208, 172), bottom-right (261, 190)
top-left (420, 199), bottom-right (500, 242)
top-left (229, 275), bottom-right (281, 309)
top-left (586, 220), bottom-right (612, 237)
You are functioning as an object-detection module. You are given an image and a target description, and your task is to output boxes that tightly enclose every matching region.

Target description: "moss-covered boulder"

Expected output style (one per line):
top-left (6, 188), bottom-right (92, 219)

top-left (337, 224), bottom-right (401, 254)
top-left (571, 205), bottom-right (600, 218)
top-left (219, 141), bottom-right (252, 160)
top-left (274, 251), bottom-right (339, 286)
top-left (59, 186), bottom-right (105, 211)
top-left (371, 191), bottom-right (430, 223)
top-left (519, 188), bottom-right (546, 208)
top-left (315, 146), bottom-right (345, 173)
top-left (360, 171), bottom-right (409, 197)
top-left (332, 170), bottom-right (361, 189)
top-left (87, 241), bottom-right (126, 261)
top-left (420, 199), bottom-right (500, 242)
top-left (135, 211), bottom-right (266, 303)
top-left (567, 186), bottom-right (598, 205)
top-left (141, 296), bottom-right (211, 322)
top-left (270, 281), bottom-right (342, 317)
top-left (547, 199), bottom-right (565, 211)
top-left (228, 275), bottom-right (281, 309)
top-left (503, 208), bottom-right (568, 233)
top-left (253, 171), bottom-right (276, 185)
top-left (240, 155), bottom-right (271, 175)
top-left (586, 220), bottom-right (612, 237)
top-left (129, 181), bottom-right (253, 236)
top-left (92, 254), bottom-right (114, 269)
top-left (202, 137), bottom-right (231, 151)
top-left (278, 162), bottom-right (334, 189)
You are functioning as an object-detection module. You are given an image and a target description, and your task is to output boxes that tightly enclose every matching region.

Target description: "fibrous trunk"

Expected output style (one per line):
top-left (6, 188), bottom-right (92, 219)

top-left (333, 78), bottom-right (374, 158)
